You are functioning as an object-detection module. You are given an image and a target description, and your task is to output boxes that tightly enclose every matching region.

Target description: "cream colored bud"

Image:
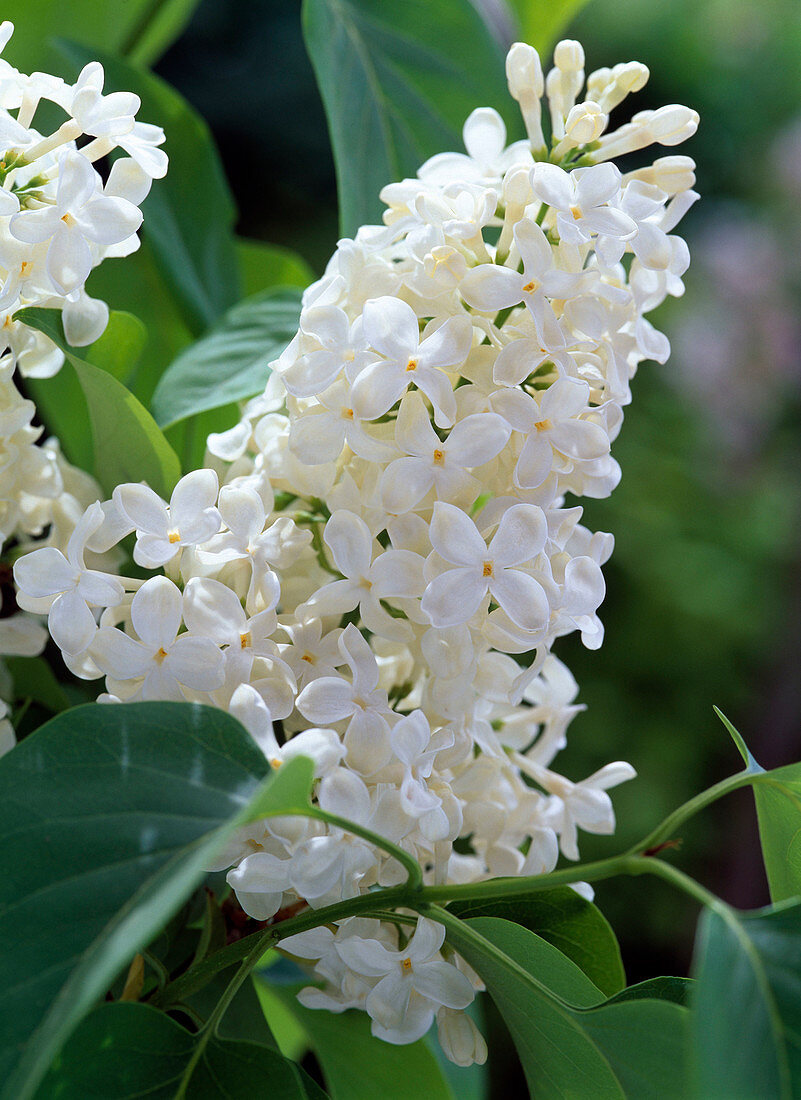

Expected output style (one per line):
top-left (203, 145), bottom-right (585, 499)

top-left (564, 101), bottom-right (607, 144)
top-left (649, 155), bottom-right (696, 194)
top-left (553, 39), bottom-right (585, 73)
top-left (648, 104), bottom-right (699, 145)
top-left (586, 66), bottom-right (613, 99)
top-left (502, 165), bottom-right (532, 205)
top-left (437, 1008), bottom-right (488, 1068)
top-left (506, 42), bottom-right (544, 99)
top-left (614, 61), bottom-right (649, 94)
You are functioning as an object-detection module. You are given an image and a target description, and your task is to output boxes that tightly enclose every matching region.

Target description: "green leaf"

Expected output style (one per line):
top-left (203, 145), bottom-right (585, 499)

top-left (151, 287), bottom-right (303, 428)
top-left (124, 0), bottom-right (204, 68)
top-left (506, 0), bottom-right (593, 54)
top-left (691, 898), bottom-right (801, 1100)
top-left (35, 1002), bottom-right (327, 1099)
top-left (186, 973), bottom-right (278, 1051)
top-left (261, 984), bottom-right (454, 1100)
top-left (56, 42), bottom-right (242, 335)
top-left (238, 239), bottom-right (316, 296)
top-left (84, 310), bottom-right (147, 384)
top-left (605, 976), bottom-right (693, 1007)
top-left (302, 0), bottom-right (518, 236)
top-left (2, 1), bottom-right (201, 75)
top-left (18, 308), bottom-right (181, 499)
top-left (448, 885), bottom-right (625, 996)
top-left (753, 764), bottom-right (801, 903)
top-left (711, 711), bottom-right (801, 904)
top-left (3, 657), bottom-right (71, 715)
top-left (87, 238), bottom-right (194, 406)
top-left (245, 756), bottom-right (316, 823)
top-left (0, 700), bottom-right (313, 1100)
top-left (713, 706), bottom-right (764, 773)
top-left (443, 915), bottom-right (690, 1099)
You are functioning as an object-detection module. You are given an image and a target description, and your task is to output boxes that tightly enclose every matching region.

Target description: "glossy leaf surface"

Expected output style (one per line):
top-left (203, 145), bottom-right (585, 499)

top-left (0, 701), bottom-right (311, 1100)
top-left (152, 287), bottom-right (303, 427)
top-left (19, 308), bottom-right (181, 499)
top-left (691, 898), bottom-right (801, 1099)
top-left (302, 0), bottom-right (517, 236)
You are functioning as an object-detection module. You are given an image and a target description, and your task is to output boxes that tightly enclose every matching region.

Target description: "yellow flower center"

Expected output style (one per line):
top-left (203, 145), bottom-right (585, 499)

top-left (482, 561), bottom-right (494, 577)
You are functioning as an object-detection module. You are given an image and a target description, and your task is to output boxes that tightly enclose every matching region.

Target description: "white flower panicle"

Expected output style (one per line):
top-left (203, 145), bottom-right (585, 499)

top-left (13, 38), bottom-right (697, 1061)
top-left (0, 21), bottom-right (167, 747)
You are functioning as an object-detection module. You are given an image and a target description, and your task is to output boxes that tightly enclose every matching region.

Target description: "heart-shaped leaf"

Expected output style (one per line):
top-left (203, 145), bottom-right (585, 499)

top-left (442, 914), bottom-right (690, 1099)
top-left (447, 886), bottom-right (625, 996)
top-left (691, 897), bottom-right (801, 1099)
top-left (35, 1002), bottom-right (327, 1099)
top-left (0, 701), bottom-right (315, 1100)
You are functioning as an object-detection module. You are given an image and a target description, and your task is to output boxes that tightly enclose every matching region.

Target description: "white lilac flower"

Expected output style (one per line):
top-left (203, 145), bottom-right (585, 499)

top-left (8, 32), bottom-right (699, 1065)
top-left (421, 502), bottom-right (550, 631)
top-left (91, 576), bottom-right (225, 701)
top-left (113, 469), bottom-right (221, 569)
top-left (13, 501), bottom-right (123, 655)
top-left (336, 917), bottom-right (474, 1043)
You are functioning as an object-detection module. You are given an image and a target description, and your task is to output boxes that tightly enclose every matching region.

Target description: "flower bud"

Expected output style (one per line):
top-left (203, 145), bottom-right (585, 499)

top-left (564, 101), bottom-right (607, 144)
top-left (553, 39), bottom-right (585, 72)
top-left (505, 43), bottom-right (545, 152)
top-left (437, 1008), bottom-right (488, 1067)
top-left (506, 42), bottom-right (544, 99)
top-left (629, 155), bottom-right (696, 195)
top-left (648, 104), bottom-right (700, 145)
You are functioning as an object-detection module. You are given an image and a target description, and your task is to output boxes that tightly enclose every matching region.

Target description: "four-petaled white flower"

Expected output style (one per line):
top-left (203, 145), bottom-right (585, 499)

top-left (13, 501), bottom-right (123, 655)
top-left (422, 502), bottom-right (550, 631)
top-left (381, 392), bottom-right (510, 514)
top-left (9, 149), bottom-right (142, 294)
top-left (350, 296), bottom-right (472, 427)
top-left (296, 624), bottom-right (395, 775)
top-left (113, 469), bottom-right (221, 569)
top-left (529, 162), bottom-right (637, 246)
top-left (336, 917), bottom-right (474, 1043)
top-left (303, 510), bottom-right (424, 640)
top-left (91, 576), bottom-right (225, 701)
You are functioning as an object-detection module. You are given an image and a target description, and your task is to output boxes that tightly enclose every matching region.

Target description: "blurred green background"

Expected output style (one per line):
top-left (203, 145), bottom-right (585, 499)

top-left (150, 0), bottom-right (801, 979)
top-left (5, 0), bottom-right (801, 1089)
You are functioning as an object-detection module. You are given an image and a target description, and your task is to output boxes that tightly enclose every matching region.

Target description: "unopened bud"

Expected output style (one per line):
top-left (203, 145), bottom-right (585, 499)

top-left (554, 39), bottom-right (585, 73)
top-left (648, 104), bottom-right (699, 145)
top-left (502, 165), bottom-right (533, 206)
top-left (649, 155), bottom-right (696, 194)
top-left (564, 101), bottom-right (607, 144)
top-left (505, 43), bottom-right (545, 152)
top-left (506, 42), bottom-right (544, 99)
top-left (437, 1008), bottom-right (488, 1068)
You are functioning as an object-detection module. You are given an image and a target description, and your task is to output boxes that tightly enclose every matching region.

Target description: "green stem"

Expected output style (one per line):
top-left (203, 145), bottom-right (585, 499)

top-left (417, 853), bottom-right (634, 906)
top-left (636, 854), bottom-right (730, 914)
top-left (151, 887), bottom-right (409, 1008)
top-left (173, 930), bottom-right (268, 1099)
top-left (626, 769), bottom-right (757, 856)
top-left (156, 763), bottom-right (762, 1012)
